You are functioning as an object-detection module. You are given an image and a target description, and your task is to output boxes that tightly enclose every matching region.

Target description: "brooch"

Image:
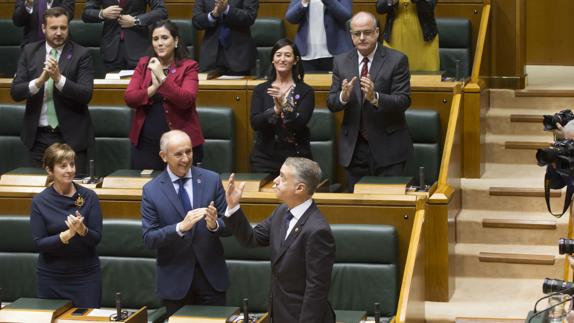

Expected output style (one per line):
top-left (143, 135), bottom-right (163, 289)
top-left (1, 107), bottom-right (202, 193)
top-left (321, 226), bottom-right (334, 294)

top-left (74, 194), bottom-right (85, 208)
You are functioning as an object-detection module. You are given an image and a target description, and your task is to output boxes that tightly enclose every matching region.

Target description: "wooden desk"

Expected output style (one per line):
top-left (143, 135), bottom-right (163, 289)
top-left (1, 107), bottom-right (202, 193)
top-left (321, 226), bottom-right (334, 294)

top-left (55, 307), bottom-right (147, 323)
top-left (168, 305), bottom-right (268, 323)
top-left (0, 298), bottom-right (72, 323)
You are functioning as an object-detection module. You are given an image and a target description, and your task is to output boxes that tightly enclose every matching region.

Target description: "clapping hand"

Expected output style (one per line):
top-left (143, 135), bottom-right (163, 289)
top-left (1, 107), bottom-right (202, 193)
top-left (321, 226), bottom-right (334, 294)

top-left (44, 56), bottom-right (62, 83)
top-left (118, 14), bottom-right (136, 28)
top-left (267, 85), bottom-right (286, 114)
top-left (101, 5), bottom-right (122, 20)
top-left (179, 208), bottom-right (207, 232)
top-left (341, 76), bottom-right (357, 103)
top-left (211, 0), bottom-right (229, 17)
top-left (225, 173), bottom-right (245, 210)
top-left (360, 74), bottom-right (376, 103)
top-left (65, 211), bottom-right (87, 236)
top-left (205, 201), bottom-right (218, 231)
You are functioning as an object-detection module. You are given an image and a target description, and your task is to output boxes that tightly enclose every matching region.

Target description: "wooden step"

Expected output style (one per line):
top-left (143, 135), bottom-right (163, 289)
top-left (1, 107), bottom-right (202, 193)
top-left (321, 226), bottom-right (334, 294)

top-left (510, 114), bottom-right (543, 123)
top-left (489, 187), bottom-right (561, 197)
top-left (478, 252), bottom-right (555, 265)
top-left (516, 89), bottom-right (574, 97)
top-left (482, 218), bottom-right (557, 230)
top-left (505, 141), bottom-right (551, 150)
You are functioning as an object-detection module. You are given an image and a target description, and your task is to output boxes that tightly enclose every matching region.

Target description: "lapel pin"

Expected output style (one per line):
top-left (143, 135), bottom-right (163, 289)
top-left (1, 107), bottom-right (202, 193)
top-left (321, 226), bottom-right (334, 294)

top-left (197, 178), bottom-right (202, 184)
top-left (66, 52), bottom-right (72, 60)
top-left (294, 227), bottom-right (299, 233)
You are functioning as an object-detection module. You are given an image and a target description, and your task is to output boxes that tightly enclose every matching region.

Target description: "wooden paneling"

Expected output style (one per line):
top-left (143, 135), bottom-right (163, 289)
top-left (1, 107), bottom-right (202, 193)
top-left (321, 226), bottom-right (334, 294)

top-left (526, 0), bottom-right (574, 66)
top-left (478, 252), bottom-right (555, 265)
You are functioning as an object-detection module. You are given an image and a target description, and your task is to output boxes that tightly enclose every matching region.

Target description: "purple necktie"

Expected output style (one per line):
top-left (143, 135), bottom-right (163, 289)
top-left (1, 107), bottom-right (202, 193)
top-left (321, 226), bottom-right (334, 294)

top-left (37, 0), bottom-right (47, 41)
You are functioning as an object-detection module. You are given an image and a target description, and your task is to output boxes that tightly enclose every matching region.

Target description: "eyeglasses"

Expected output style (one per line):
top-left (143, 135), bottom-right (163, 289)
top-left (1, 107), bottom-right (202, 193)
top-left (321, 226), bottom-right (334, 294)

top-left (168, 150), bottom-right (192, 159)
top-left (350, 30), bottom-right (376, 38)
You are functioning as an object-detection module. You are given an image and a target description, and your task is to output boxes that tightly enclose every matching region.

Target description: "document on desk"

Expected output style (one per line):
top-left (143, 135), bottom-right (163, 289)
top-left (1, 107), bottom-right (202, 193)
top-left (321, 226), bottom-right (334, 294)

top-left (86, 309), bottom-right (117, 317)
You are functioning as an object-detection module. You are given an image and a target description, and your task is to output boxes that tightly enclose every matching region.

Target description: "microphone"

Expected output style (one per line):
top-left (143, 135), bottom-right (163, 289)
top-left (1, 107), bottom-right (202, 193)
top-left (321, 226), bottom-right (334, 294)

top-left (88, 159), bottom-right (95, 183)
top-left (242, 298), bottom-right (250, 323)
top-left (418, 166), bottom-right (425, 191)
top-left (527, 294), bottom-right (573, 323)
top-left (0, 287), bottom-right (2, 309)
top-left (374, 302), bottom-right (381, 323)
top-left (115, 292), bottom-right (123, 321)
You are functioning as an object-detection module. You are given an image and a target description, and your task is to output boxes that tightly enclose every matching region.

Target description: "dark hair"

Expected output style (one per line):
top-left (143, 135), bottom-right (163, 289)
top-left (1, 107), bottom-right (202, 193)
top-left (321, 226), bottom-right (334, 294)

top-left (284, 157), bottom-right (322, 195)
top-left (268, 38), bottom-right (304, 83)
top-left (149, 20), bottom-right (190, 65)
top-left (43, 7), bottom-right (69, 25)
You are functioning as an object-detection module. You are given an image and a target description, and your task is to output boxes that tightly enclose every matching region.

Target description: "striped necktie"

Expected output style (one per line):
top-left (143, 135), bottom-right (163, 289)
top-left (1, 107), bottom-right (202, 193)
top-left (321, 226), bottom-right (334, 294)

top-left (45, 48), bottom-right (59, 128)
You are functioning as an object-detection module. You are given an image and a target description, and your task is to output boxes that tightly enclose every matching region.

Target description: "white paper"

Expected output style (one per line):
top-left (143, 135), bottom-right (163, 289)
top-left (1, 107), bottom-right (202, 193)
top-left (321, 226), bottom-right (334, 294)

top-left (86, 309), bottom-right (117, 317)
top-left (217, 75), bottom-right (245, 80)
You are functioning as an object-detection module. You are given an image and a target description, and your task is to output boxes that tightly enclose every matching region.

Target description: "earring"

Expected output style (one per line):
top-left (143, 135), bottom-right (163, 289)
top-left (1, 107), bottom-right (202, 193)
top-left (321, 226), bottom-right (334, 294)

top-left (175, 43), bottom-right (179, 48)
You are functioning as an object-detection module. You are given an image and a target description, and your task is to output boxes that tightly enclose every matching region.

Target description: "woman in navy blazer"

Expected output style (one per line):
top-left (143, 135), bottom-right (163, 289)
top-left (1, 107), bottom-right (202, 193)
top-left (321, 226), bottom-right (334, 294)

top-left (125, 20), bottom-right (204, 170)
top-left (285, 0), bottom-right (353, 72)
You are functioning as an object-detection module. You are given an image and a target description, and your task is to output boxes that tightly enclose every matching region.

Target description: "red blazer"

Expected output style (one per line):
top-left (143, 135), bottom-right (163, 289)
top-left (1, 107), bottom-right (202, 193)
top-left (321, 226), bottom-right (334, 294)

top-left (124, 56), bottom-right (204, 147)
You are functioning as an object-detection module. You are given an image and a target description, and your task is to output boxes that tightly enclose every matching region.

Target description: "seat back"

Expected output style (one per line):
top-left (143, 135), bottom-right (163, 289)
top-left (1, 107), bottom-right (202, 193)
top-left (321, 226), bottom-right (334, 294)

top-left (173, 19), bottom-right (196, 59)
top-left (437, 18), bottom-right (472, 79)
top-left (69, 21), bottom-right (106, 78)
top-left (308, 109), bottom-right (336, 184)
top-left (198, 107), bottom-right (235, 173)
top-left (0, 104), bottom-right (29, 174)
top-left (251, 18), bottom-right (285, 77)
top-left (405, 109), bottom-right (442, 186)
top-left (88, 106), bottom-right (133, 177)
top-left (0, 20), bottom-right (23, 78)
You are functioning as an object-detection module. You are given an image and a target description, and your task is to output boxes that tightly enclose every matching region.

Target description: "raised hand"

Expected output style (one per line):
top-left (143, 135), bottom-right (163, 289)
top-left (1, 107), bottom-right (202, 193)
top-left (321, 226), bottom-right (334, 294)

top-left (225, 173), bottom-right (245, 210)
top-left (341, 76), bottom-right (357, 103)
top-left (205, 201), bottom-right (218, 230)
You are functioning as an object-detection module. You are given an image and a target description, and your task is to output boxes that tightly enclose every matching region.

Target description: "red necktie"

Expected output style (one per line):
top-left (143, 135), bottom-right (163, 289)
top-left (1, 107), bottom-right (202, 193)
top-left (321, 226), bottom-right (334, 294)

top-left (361, 57), bottom-right (369, 78)
top-left (360, 57), bottom-right (369, 140)
top-left (119, 0), bottom-right (126, 40)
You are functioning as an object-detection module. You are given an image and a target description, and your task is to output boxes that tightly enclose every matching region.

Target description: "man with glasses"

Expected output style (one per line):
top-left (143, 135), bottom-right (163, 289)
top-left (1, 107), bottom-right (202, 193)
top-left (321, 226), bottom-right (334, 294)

top-left (141, 130), bottom-right (231, 317)
top-left (327, 11), bottom-right (413, 191)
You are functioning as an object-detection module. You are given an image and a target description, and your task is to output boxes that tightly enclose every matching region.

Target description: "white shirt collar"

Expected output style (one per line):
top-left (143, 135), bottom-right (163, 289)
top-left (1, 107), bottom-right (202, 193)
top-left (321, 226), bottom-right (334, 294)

top-left (45, 42), bottom-right (64, 57)
top-left (289, 198), bottom-right (313, 221)
top-left (167, 166), bottom-right (192, 182)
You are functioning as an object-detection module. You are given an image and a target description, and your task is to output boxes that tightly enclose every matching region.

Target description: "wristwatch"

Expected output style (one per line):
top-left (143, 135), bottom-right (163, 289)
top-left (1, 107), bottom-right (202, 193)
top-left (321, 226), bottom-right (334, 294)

top-left (134, 17), bottom-right (141, 26)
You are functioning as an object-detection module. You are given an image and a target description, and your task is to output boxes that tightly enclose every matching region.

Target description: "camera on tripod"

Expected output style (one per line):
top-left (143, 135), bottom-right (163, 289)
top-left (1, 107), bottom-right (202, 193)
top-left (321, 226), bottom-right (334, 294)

top-left (543, 109), bottom-right (574, 131)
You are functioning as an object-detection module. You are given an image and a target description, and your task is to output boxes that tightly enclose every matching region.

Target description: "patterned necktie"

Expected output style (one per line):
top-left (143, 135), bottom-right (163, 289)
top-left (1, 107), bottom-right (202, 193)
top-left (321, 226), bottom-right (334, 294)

top-left (45, 48), bottom-right (59, 128)
top-left (361, 57), bottom-right (369, 78)
top-left (218, 17), bottom-right (231, 49)
top-left (37, 0), bottom-right (47, 41)
top-left (177, 177), bottom-right (192, 212)
top-left (360, 57), bottom-right (369, 140)
top-left (282, 211), bottom-right (294, 243)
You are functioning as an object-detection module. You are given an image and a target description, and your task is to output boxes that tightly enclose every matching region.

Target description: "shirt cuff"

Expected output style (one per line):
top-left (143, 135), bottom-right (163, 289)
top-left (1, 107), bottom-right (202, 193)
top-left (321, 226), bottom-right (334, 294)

top-left (223, 5), bottom-right (230, 15)
top-left (55, 75), bottom-right (66, 91)
top-left (208, 12), bottom-right (217, 24)
top-left (339, 92), bottom-right (348, 105)
top-left (176, 222), bottom-right (185, 237)
top-left (98, 9), bottom-right (104, 20)
top-left (371, 92), bottom-right (379, 107)
top-left (26, 5), bottom-right (33, 13)
top-left (207, 220), bottom-right (219, 232)
top-left (224, 204), bottom-right (240, 217)
top-left (29, 80), bottom-right (40, 95)
top-left (301, 1), bottom-right (309, 7)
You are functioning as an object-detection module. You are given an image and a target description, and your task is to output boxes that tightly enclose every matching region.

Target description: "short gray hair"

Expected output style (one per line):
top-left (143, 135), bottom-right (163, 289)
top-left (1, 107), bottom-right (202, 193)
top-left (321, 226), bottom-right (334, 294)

top-left (284, 157), bottom-right (322, 195)
top-left (350, 11), bottom-right (378, 31)
top-left (159, 130), bottom-right (190, 152)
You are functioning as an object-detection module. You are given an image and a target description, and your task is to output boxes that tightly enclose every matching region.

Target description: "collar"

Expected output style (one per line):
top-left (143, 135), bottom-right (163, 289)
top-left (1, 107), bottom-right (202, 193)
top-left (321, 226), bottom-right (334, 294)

top-left (45, 42), bottom-right (64, 56)
top-left (167, 166), bottom-right (193, 183)
top-left (288, 198), bottom-right (313, 221)
top-left (357, 43), bottom-right (378, 63)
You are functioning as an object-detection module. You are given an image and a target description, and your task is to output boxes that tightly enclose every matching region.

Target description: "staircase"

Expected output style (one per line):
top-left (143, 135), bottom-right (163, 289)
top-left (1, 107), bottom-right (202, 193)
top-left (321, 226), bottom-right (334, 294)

top-left (425, 89), bottom-right (574, 322)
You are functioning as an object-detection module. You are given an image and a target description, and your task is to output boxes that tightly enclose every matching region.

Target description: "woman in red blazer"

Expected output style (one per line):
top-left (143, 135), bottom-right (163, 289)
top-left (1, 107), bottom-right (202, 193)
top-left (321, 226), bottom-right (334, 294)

top-left (124, 19), bottom-right (204, 170)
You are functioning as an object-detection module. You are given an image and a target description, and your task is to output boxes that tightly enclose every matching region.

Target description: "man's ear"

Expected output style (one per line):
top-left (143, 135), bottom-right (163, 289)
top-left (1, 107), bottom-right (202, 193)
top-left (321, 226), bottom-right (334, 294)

top-left (159, 150), bottom-right (168, 163)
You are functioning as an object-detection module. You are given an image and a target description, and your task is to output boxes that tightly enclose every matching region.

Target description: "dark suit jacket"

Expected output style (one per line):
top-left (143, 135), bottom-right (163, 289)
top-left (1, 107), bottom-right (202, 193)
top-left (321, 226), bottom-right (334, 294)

top-left (376, 0), bottom-right (438, 42)
top-left (250, 80), bottom-right (314, 162)
top-left (124, 56), bottom-right (204, 148)
top-left (284, 0), bottom-right (352, 57)
top-left (192, 0), bottom-right (258, 73)
top-left (327, 45), bottom-right (413, 168)
top-left (224, 202), bottom-right (335, 323)
top-left (82, 0), bottom-right (167, 67)
top-left (10, 40), bottom-right (95, 152)
top-left (12, 0), bottom-right (75, 47)
top-left (141, 167), bottom-right (230, 300)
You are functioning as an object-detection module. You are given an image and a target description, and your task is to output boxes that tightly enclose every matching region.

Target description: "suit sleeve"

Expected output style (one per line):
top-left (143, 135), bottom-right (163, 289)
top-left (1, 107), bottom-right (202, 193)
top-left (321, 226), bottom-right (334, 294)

top-left (157, 61), bottom-right (199, 110)
top-left (250, 84), bottom-right (280, 131)
top-left (10, 45), bottom-right (37, 101)
top-left (223, 208), bottom-right (272, 248)
top-left (124, 58), bottom-right (153, 108)
top-left (223, 0), bottom-right (259, 27)
top-left (299, 226), bottom-right (335, 323)
top-left (58, 49), bottom-right (94, 106)
top-left (61, 0), bottom-right (76, 20)
top-left (376, 0), bottom-right (394, 14)
top-left (141, 185), bottom-right (181, 249)
top-left (375, 54), bottom-right (411, 113)
top-left (137, 0), bottom-right (168, 26)
top-left (76, 192), bottom-right (103, 248)
top-left (327, 58), bottom-right (345, 112)
top-left (192, 0), bottom-right (215, 30)
top-left (30, 200), bottom-right (68, 253)
top-left (412, 0), bottom-right (436, 9)
top-left (284, 0), bottom-right (307, 24)
top-left (213, 177), bottom-right (232, 237)
top-left (82, 0), bottom-right (104, 23)
top-left (12, 0), bottom-right (31, 27)
top-left (322, 0), bottom-right (352, 24)
top-left (282, 85), bottom-right (314, 130)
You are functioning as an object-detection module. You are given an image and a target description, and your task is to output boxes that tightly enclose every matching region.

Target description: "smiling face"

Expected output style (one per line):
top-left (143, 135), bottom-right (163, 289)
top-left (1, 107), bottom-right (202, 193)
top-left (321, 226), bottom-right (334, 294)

top-left (160, 132), bottom-right (193, 177)
top-left (272, 45), bottom-right (296, 75)
top-left (42, 14), bottom-right (69, 49)
top-left (152, 26), bottom-right (177, 62)
top-left (47, 158), bottom-right (76, 187)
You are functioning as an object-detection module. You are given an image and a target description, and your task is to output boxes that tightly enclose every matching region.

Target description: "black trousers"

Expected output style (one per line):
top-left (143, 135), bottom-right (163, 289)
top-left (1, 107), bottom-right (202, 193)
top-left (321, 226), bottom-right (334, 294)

top-left (29, 127), bottom-right (88, 176)
top-left (163, 264), bottom-right (226, 318)
top-left (346, 136), bottom-right (406, 192)
top-left (302, 57), bottom-right (333, 73)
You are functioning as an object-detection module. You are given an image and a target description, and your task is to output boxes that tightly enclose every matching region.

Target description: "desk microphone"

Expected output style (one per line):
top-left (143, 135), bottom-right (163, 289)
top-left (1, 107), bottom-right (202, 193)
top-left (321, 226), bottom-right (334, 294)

top-left (418, 166), bottom-right (425, 191)
top-left (242, 298), bottom-right (250, 323)
top-left (115, 292), bottom-right (122, 321)
top-left (374, 302), bottom-right (381, 323)
top-left (88, 159), bottom-right (95, 183)
top-left (0, 287), bottom-right (2, 309)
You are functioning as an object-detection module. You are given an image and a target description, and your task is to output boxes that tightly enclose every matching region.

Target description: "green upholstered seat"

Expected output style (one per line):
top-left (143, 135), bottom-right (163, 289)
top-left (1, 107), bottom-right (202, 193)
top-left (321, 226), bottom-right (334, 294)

top-left (251, 18), bottom-right (285, 77)
top-left (197, 107), bottom-right (235, 173)
top-left (437, 18), bottom-right (472, 79)
top-left (173, 19), bottom-right (196, 60)
top-left (308, 109), bottom-right (337, 185)
top-left (0, 104), bottom-right (29, 175)
top-left (88, 106), bottom-right (133, 177)
top-left (69, 21), bottom-right (106, 78)
top-left (405, 109), bottom-right (442, 186)
top-left (0, 20), bottom-right (23, 78)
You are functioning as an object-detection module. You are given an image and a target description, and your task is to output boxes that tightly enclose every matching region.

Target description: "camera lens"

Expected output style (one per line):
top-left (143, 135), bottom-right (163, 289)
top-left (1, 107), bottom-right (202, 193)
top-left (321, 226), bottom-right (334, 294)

top-left (559, 238), bottom-right (574, 254)
top-left (543, 278), bottom-right (574, 294)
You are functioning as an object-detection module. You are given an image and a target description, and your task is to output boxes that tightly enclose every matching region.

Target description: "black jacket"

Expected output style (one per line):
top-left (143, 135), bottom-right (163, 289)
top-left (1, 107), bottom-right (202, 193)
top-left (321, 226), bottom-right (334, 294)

top-left (376, 0), bottom-right (438, 42)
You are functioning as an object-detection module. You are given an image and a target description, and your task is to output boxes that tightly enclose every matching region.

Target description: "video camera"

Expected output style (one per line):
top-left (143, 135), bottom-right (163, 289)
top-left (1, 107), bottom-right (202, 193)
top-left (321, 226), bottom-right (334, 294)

top-left (536, 139), bottom-right (574, 177)
top-left (543, 109), bottom-right (574, 131)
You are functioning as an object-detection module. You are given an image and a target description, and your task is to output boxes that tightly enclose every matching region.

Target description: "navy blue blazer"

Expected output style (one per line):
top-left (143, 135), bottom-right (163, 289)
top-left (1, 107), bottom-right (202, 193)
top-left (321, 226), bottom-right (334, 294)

top-left (141, 167), bottom-right (230, 300)
top-left (285, 0), bottom-right (353, 57)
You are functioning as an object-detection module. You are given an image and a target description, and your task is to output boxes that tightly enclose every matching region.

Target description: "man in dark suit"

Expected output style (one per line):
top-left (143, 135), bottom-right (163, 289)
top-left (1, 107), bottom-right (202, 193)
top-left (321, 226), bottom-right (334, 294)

top-left (11, 7), bottom-right (94, 174)
top-left (221, 157), bottom-right (336, 323)
top-left (327, 11), bottom-right (413, 191)
top-left (82, 0), bottom-right (167, 72)
top-left (12, 0), bottom-right (75, 47)
top-left (193, 0), bottom-right (258, 75)
top-left (141, 130), bottom-right (230, 317)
